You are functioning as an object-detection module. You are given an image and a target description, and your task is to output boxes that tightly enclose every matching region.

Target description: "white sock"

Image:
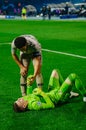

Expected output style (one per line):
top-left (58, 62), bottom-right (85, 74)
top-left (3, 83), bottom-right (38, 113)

top-left (36, 73), bottom-right (43, 88)
top-left (83, 97), bottom-right (86, 102)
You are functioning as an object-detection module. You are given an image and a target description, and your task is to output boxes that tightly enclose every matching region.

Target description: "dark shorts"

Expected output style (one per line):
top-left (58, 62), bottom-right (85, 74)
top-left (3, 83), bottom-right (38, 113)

top-left (32, 51), bottom-right (41, 59)
top-left (20, 51), bottom-right (41, 61)
top-left (22, 13), bottom-right (26, 16)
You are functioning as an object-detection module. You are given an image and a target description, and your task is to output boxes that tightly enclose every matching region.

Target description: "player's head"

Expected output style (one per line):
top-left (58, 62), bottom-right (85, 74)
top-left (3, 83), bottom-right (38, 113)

top-left (14, 37), bottom-right (27, 49)
top-left (13, 98), bottom-right (28, 112)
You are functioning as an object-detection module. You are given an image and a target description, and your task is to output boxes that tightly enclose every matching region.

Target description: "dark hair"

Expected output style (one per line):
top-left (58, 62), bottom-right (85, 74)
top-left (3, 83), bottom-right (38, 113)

top-left (13, 102), bottom-right (23, 112)
top-left (14, 37), bottom-right (26, 49)
top-left (13, 102), bottom-right (28, 112)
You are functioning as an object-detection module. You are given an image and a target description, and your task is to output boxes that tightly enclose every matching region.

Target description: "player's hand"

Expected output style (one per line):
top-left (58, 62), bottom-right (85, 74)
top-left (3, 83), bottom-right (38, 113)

top-left (20, 66), bottom-right (27, 76)
top-left (27, 75), bottom-right (35, 85)
top-left (33, 88), bottom-right (42, 95)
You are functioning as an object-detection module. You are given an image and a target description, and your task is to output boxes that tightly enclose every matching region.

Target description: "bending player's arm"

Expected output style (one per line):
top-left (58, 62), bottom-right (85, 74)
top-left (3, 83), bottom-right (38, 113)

top-left (11, 42), bottom-right (24, 68)
top-left (12, 53), bottom-right (27, 76)
top-left (12, 53), bottom-right (23, 68)
top-left (11, 43), bottom-right (27, 76)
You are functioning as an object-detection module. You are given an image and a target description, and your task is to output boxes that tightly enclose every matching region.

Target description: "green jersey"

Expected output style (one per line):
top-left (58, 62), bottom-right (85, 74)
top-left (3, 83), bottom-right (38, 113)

top-left (23, 90), bottom-right (54, 110)
top-left (22, 71), bottom-right (86, 111)
top-left (47, 89), bottom-right (69, 104)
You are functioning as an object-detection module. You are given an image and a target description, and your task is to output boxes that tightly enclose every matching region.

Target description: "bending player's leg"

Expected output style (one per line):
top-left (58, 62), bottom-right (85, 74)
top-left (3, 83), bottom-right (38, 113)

top-left (20, 53), bottom-right (30, 96)
top-left (32, 56), bottom-right (43, 89)
top-left (36, 73), bottom-right (43, 89)
top-left (20, 75), bottom-right (27, 96)
top-left (48, 69), bottom-right (64, 91)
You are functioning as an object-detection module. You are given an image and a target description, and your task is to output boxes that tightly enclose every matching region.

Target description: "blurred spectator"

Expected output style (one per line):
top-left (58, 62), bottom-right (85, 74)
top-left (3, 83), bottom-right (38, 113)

top-left (41, 6), bottom-right (47, 20)
top-left (14, 8), bottom-right (17, 16)
top-left (78, 4), bottom-right (86, 17)
top-left (65, 2), bottom-right (69, 14)
top-left (21, 7), bottom-right (27, 19)
top-left (0, 9), bottom-right (2, 15)
top-left (47, 6), bottom-right (51, 20)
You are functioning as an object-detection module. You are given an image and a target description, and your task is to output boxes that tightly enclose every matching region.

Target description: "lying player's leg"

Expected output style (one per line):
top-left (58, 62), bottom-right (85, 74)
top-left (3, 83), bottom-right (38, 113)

top-left (48, 69), bottom-right (64, 91)
top-left (57, 73), bottom-right (86, 101)
top-left (69, 73), bottom-right (86, 96)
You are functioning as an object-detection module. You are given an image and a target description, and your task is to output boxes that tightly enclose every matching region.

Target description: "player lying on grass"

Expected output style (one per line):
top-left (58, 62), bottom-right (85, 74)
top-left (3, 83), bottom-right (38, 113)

top-left (13, 69), bottom-right (86, 112)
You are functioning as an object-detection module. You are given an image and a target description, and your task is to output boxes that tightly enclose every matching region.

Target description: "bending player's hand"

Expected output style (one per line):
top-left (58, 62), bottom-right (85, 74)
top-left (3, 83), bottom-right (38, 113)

top-left (20, 66), bottom-right (27, 76)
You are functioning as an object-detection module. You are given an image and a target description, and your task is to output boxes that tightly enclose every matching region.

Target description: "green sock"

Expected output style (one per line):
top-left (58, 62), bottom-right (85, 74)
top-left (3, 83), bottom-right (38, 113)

top-left (48, 77), bottom-right (60, 91)
top-left (56, 69), bottom-right (64, 84)
top-left (75, 78), bottom-right (86, 96)
top-left (69, 73), bottom-right (86, 96)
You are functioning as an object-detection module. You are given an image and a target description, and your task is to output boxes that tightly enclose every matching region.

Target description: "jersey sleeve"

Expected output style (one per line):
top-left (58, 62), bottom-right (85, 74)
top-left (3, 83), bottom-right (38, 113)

top-left (30, 91), bottom-right (55, 110)
top-left (11, 40), bottom-right (17, 54)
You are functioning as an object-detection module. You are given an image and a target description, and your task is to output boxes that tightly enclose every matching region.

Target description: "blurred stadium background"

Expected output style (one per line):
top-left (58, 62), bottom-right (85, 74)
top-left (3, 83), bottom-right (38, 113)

top-left (0, 0), bottom-right (86, 19)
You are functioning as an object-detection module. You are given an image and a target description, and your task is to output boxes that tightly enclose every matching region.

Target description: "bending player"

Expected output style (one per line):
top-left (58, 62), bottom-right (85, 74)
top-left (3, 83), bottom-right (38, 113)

top-left (13, 69), bottom-right (86, 112)
top-left (11, 34), bottom-right (43, 96)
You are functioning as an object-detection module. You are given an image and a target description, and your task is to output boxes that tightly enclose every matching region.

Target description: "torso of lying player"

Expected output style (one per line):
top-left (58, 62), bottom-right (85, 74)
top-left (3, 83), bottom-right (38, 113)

top-left (23, 88), bottom-right (55, 110)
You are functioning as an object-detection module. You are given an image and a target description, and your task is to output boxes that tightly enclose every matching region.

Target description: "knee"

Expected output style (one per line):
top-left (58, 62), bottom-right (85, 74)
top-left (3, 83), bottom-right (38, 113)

top-left (51, 69), bottom-right (59, 78)
top-left (20, 75), bottom-right (27, 83)
top-left (69, 73), bottom-right (77, 80)
top-left (36, 73), bottom-right (42, 78)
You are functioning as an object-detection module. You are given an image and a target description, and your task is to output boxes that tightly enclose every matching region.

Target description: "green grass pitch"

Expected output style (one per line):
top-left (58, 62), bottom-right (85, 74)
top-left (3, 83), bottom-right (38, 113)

top-left (0, 19), bottom-right (86, 130)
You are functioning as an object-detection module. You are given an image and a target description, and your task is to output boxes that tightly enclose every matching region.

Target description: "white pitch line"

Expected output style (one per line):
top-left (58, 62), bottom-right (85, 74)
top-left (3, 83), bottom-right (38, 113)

top-left (0, 42), bottom-right (86, 59)
top-left (0, 42), bottom-right (11, 45)
top-left (42, 48), bottom-right (86, 59)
